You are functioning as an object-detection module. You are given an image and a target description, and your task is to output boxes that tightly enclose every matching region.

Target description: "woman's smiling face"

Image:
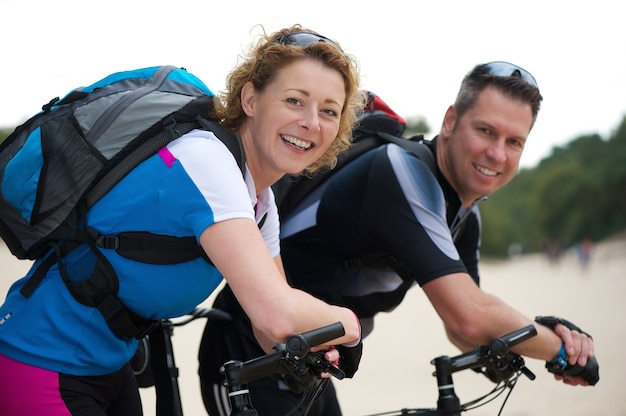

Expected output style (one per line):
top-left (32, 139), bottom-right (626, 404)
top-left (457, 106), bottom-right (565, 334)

top-left (239, 58), bottom-right (346, 188)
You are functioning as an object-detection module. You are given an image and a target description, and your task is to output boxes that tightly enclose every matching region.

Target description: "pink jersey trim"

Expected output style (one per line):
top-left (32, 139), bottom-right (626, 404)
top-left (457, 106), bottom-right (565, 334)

top-left (158, 146), bottom-right (177, 168)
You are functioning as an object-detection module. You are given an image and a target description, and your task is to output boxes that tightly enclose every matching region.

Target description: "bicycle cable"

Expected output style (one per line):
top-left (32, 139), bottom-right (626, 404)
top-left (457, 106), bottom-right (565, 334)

top-left (283, 378), bottom-right (330, 416)
top-left (461, 371), bottom-right (521, 414)
top-left (495, 373), bottom-right (519, 416)
top-left (361, 371), bottom-right (523, 416)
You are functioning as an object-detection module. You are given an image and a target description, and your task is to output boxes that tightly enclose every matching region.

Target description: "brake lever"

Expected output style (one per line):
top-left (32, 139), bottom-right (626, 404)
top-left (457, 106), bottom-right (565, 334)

top-left (305, 351), bottom-right (346, 380)
top-left (520, 366), bottom-right (536, 380)
top-left (327, 365), bottom-right (346, 380)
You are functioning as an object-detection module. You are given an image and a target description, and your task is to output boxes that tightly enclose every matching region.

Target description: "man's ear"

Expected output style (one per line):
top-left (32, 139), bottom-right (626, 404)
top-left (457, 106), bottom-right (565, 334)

top-left (441, 105), bottom-right (457, 138)
top-left (241, 81), bottom-right (256, 117)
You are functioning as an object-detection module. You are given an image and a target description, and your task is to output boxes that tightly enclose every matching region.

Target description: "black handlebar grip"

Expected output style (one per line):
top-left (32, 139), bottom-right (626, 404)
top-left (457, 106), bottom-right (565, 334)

top-left (489, 325), bottom-right (538, 357)
top-left (285, 322), bottom-right (345, 358)
top-left (191, 307), bottom-right (233, 321)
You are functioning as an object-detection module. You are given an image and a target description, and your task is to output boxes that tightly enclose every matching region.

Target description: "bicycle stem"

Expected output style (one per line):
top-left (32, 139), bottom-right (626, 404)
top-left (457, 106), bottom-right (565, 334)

top-left (433, 355), bottom-right (462, 416)
top-left (224, 382), bottom-right (258, 416)
top-left (430, 325), bottom-right (538, 415)
top-left (221, 357), bottom-right (281, 416)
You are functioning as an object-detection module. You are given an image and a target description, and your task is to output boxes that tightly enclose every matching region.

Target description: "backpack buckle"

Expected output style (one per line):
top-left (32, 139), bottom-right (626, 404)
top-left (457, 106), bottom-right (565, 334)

top-left (96, 235), bottom-right (120, 250)
top-left (163, 116), bottom-right (181, 139)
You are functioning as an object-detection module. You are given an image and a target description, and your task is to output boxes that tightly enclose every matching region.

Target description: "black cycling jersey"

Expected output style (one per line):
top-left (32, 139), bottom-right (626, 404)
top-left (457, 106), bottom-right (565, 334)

top-left (278, 139), bottom-right (481, 320)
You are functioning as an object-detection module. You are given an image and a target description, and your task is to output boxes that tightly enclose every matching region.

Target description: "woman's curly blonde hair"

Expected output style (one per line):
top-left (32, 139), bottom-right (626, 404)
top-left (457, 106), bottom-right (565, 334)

top-left (209, 24), bottom-right (363, 176)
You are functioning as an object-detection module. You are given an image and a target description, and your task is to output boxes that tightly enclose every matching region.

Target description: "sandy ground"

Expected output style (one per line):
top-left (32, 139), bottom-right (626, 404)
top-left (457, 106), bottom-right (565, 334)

top-left (1, 234), bottom-right (624, 416)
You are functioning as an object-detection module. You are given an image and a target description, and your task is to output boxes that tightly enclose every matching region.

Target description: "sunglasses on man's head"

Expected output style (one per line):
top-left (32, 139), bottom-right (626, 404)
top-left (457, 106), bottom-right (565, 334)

top-left (275, 32), bottom-right (344, 53)
top-left (473, 61), bottom-right (539, 90)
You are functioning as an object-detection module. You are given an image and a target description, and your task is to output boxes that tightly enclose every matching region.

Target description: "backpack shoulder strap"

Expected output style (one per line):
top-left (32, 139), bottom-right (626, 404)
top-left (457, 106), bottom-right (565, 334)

top-left (94, 119), bottom-right (245, 267)
top-left (197, 119), bottom-right (246, 175)
top-left (85, 106), bottom-right (245, 211)
top-left (374, 131), bottom-right (435, 172)
top-left (84, 119), bottom-right (202, 209)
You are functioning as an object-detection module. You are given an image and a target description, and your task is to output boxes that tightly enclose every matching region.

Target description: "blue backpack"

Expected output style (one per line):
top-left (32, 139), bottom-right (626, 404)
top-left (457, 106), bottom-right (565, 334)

top-left (0, 65), bottom-right (244, 339)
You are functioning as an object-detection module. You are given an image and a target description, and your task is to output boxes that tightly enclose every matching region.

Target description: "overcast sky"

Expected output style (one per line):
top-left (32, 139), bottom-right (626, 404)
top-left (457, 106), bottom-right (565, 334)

top-left (1, 0), bottom-right (624, 168)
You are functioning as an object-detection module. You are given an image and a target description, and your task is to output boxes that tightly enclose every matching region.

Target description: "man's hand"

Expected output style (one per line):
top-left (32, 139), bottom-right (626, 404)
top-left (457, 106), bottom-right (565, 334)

top-left (535, 316), bottom-right (599, 386)
top-left (554, 323), bottom-right (596, 386)
top-left (555, 322), bottom-right (594, 367)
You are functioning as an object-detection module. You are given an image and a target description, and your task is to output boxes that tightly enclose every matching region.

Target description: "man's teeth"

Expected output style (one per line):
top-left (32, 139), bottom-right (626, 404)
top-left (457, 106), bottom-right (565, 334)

top-left (474, 164), bottom-right (497, 176)
top-left (282, 135), bottom-right (311, 150)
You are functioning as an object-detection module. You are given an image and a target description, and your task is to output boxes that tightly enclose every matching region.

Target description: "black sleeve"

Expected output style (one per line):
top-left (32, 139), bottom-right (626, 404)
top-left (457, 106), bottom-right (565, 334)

top-left (361, 146), bottom-right (467, 286)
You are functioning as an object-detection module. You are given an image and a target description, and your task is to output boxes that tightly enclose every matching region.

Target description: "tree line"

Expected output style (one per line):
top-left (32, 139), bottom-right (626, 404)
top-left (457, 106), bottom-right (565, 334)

top-left (2, 114), bottom-right (625, 258)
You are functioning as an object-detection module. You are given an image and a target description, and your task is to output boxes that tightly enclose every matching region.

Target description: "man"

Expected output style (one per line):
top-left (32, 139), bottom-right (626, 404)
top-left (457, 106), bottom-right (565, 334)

top-left (199, 62), bottom-right (599, 416)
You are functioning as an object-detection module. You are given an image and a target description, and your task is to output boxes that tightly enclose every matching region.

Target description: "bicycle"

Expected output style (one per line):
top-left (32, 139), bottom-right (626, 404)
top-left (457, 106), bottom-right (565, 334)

top-left (133, 307), bottom-right (234, 416)
top-left (142, 312), bottom-right (598, 416)
top-left (219, 324), bottom-right (541, 416)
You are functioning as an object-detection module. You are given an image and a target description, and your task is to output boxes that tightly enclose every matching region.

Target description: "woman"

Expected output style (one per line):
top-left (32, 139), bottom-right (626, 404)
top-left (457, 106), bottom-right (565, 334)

top-left (0, 24), bottom-right (363, 416)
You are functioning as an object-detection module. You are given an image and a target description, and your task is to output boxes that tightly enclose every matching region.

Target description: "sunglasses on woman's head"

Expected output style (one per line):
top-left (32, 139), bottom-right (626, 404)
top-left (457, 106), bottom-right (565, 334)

top-left (255, 32), bottom-right (346, 74)
top-left (275, 32), bottom-right (344, 53)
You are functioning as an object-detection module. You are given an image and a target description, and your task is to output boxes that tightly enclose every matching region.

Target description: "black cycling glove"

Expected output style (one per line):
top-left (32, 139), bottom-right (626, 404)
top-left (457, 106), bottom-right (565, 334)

top-left (534, 316), bottom-right (599, 385)
top-left (336, 341), bottom-right (363, 378)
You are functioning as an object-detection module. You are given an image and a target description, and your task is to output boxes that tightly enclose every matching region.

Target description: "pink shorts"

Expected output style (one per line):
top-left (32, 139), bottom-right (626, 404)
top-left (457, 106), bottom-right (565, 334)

top-left (0, 353), bottom-right (71, 415)
top-left (0, 353), bottom-right (141, 416)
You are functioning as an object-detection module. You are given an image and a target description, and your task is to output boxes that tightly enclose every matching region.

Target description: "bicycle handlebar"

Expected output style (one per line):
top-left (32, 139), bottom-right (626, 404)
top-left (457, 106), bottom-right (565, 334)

top-left (285, 321), bottom-right (345, 359)
top-left (166, 307), bottom-right (233, 327)
top-left (221, 321), bottom-right (345, 386)
top-left (189, 307), bottom-right (233, 321)
top-left (489, 325), bottom-right (537, 357)
top-left (219, 323), bottom-right (541, 416)
top-left (220, 322), bottom-right (346, 416)
top-left (420, 325), bottom-right (537, 415)
top-left (443, 324), bottom-right (537, 380)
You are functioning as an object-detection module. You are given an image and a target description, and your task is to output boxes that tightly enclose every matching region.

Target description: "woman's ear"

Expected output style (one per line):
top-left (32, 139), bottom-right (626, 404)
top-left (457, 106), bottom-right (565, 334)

top-left (241, 81), bottom-right (256, 117)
